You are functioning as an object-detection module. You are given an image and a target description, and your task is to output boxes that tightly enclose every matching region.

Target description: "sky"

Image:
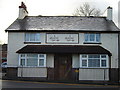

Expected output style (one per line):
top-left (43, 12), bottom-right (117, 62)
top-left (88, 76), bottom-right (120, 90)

top-left (0, 0), bottom-right (119, 44)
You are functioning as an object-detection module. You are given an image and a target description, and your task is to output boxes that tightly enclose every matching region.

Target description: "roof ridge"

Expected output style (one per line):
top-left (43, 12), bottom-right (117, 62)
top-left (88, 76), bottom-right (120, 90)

top-left (25, 16), bottom-right (106, 18)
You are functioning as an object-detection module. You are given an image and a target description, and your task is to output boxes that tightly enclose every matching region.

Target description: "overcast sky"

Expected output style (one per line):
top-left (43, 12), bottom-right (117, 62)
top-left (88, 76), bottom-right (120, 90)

top-left (0, 0), bottom-right (119, 44)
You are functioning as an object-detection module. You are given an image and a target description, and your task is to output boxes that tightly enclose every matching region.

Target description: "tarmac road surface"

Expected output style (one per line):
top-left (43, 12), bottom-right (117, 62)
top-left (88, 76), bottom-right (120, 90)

top-left (1, 79), bottom-right (120, 89)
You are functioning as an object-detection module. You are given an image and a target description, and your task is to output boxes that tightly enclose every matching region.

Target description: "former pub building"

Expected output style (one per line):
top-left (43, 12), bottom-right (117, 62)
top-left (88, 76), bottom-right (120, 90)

top-left (5, 2), bottom-right (120, 83)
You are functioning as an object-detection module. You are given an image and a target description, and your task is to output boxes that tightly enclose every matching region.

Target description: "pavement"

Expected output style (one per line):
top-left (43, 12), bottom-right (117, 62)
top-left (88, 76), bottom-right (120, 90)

top-left (0, 72), bottom-right (6, 79)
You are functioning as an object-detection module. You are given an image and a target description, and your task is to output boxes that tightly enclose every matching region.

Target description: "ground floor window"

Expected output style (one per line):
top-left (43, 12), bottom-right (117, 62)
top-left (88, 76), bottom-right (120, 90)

top-left (80, 54), bottom-right (108, 68)
top-left (19, 54), bottom-right (46, 67)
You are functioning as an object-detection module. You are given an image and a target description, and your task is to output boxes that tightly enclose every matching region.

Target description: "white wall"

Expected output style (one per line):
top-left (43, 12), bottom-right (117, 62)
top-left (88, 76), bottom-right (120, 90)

top-left (7, 32), bottom-right (25, 66)
top-left (40, 33), bottom-right (46, 44)
top-left (101, 33), bottom-right (118, 68)
top-left (79, 33), bottom-right (84, 44)
top-left (72, 54), bottom-right (79, 68)
top-left (46, 54), bottom-right (54, 68)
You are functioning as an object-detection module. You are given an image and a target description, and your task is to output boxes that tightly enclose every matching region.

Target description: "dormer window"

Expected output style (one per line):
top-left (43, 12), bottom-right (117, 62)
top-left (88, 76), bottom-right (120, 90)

top-left (84, 33), bottom-right (101, 43)
top-left (25, 33), bottom-right (41, 43)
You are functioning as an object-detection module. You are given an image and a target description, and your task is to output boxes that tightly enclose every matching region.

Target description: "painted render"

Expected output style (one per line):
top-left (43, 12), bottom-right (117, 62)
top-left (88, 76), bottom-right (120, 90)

top-left (7, 32), bottom-right (119, 69)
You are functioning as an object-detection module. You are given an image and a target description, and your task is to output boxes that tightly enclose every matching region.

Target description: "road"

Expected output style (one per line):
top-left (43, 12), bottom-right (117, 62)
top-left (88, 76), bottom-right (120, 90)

top-left (1, 79), bottom-right (120, 89)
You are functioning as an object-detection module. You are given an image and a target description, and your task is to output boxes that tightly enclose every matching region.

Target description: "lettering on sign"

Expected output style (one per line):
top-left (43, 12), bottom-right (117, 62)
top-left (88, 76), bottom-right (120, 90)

top-left (49, 35), bottom-right (59, 41)
top-left (65, 35), bottom-right (74, 41)
top-left (47, 34), bottom-right (78, 43)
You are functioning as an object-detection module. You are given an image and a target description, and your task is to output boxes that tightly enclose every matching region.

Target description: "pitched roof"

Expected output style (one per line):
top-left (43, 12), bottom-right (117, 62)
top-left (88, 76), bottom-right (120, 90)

top-left (16, 45), bottom-right (112, 56)
top-left (6, 16), bottom-right (120, 32)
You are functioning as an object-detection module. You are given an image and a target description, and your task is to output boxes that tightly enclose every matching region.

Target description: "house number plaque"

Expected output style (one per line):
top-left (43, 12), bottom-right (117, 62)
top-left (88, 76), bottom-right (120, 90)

top-left (46, 34), bottom-right (79, 43)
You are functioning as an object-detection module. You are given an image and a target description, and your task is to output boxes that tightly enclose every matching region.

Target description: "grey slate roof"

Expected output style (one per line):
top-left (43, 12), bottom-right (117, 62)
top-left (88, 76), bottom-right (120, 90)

top-left (6, 16), bottom-right (120, 32)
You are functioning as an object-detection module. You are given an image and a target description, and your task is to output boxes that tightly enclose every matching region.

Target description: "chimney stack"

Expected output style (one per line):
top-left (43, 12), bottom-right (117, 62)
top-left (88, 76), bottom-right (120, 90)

top-left (18, 2), bottom-right (28, 19)
top-left (107, 6), bottom-right (113, 20)
top-left (118, 1), bottom-right (120, 28)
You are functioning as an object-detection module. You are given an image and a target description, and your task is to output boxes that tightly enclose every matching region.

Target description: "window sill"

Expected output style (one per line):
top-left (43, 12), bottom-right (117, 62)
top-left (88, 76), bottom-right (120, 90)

top-left (79, 67), bottom-right (109, 69)
top-left (24, 42), bottom-right (41, 44)
top-left (83, 42), bottom-right (102, 44)
top-left (18, 66), bottom-right (46, 68)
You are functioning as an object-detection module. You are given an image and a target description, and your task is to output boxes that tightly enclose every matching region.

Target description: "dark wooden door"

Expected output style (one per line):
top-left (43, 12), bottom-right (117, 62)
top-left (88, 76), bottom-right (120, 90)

top-left (54, 54), bottom-right (72, 81)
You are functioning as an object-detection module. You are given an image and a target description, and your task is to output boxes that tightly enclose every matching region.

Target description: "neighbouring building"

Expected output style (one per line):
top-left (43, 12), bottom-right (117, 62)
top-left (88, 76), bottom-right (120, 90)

top-left (0, 44), bottom-right (7, 73)
top-left (0, 45), bottom-right (2, 72)
top-left (0, 45), bottom-right (2, 65)
top-left (0, 44), bottom-right (7, 64)
top-left (5, 2), bottom-right (120, 83)
top-left (2, 44), bottom-right (7, 63)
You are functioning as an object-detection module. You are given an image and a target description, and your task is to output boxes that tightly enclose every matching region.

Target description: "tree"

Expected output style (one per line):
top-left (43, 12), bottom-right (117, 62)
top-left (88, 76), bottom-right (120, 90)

top-left (73, 3), bottom-right (101, 16)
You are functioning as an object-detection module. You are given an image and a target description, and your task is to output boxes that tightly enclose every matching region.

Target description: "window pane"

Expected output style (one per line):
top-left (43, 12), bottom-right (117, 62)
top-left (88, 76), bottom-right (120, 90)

top-left (21, 54), bottom-right (25, 57)
top-left (39, 59), bottom-right (44, 66)
top-left (101, 60), bottom-right (106, 67)
top-left (25, 33), bottom-right (30, 41)
top-left (35, 33), bottom-right (40, 41)
top-left (30, 34), bottom-right (35, 41)
top-left (90, 34), bottom-right (95, 41)
top-left (39, 54), bottom-right (44, 58)
top-left (96, 34), bottom-right (100, 42)
top-left (27, 54), bottom-right (38, 58)
top-left (27, 58), bottom-right (38, 66)
top-left (88, 55), bottom-right (100, 58)
top-left (27, 54), bottom-right (38, 66)
top-left (82, 60), bottom-right (87, 67)
top-left (85, 34), bottom-right (89, 41)
top-left (88, 59), bottom-right (100, 67)
top-left (82, 55), bottom-right (87, 58)
top-left (101, 55), bottom-right (106, 58)
top-left (20, 59), bottom-right (25, 66)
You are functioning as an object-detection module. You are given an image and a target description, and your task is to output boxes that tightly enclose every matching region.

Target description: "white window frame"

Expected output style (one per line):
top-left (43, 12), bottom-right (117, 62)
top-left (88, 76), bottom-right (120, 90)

top-left (19, 54), bottom-right (46, 67)
top-left (25, 33), bottom-right (41, 42)
top-left (84, 33), bottom-right (101, 43)
top-left (80, 54), bottom-right (108, 68)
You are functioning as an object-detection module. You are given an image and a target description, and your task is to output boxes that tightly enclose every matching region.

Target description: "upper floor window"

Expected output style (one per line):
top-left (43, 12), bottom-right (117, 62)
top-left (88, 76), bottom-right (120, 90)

top-left (25, 33), bottom-right (41, 42)
top-left (84, 33), bottom-right (101, 43)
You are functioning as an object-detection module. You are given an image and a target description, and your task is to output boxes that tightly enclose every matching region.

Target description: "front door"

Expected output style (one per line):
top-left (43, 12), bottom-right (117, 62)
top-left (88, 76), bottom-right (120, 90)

top-left (54, 54), bottom-right (72, 81)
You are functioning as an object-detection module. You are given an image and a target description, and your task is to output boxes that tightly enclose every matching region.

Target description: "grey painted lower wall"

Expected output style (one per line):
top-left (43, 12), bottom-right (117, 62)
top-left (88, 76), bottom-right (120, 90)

top-left (18, 67), bottom-right (47, 77)
top-left (79, 69), bottom-right (109, 81)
